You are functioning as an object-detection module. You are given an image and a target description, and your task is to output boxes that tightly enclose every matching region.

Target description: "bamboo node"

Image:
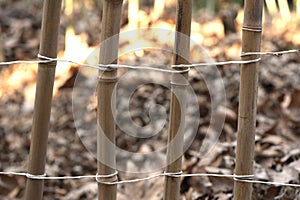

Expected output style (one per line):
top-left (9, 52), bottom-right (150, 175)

top-left (238, 115), bottom-right (248, 119)
top-left (26, 173), bottom-right (47, 180)
top-left (98, 76), bottom-right (118, 83)
top-left (242, 26), bottom-right (262, 32)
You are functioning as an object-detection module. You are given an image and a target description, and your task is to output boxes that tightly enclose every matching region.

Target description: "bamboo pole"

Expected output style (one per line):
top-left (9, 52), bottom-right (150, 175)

top-left (24, 1), bottom-right (62, 200)
top-left (0, 27), bottom-right (3, 62)
top-left (97, 0), bottom-right (123, 200)
top-left (206, 0), bottom-right (217, 15)
top-left (152, 0), bottom-right (165, 21)
top-left (297, 0), bottom-right (300, 18)
top-left (233, 0), bottom-right (263, 200)
top-left (265, 0), bottom-right (278, 17)
top-left (128, 0), bottom-right (139, 29)
top-left (278, 0), bottom-right (291, 22)
top-left (163, 0), bottom-right (192, 200)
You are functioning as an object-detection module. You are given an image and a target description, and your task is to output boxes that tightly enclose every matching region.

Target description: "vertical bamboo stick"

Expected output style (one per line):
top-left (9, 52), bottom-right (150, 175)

top-left (265, 0), bottom-right (278, 17)
top-left (24, 1), bottom-right (62, 200)
top-left (128, 0), bottom-right (139, 29)
top-left (0, 27), bottom-right (3, 62)
top-left (297, 0), bottom-right (300, 18)
top-left (233, 0), bottom-right (263, 200)
top-left (278, 0), bottom-right (291, 21)
top-left (206, 0), bottom-right (217, 15)
top-left (97, 0), bottom-right (123, 200)
top-left (164, 0), bottom-right (192, 200)
top-left (152, 0), bottom-right (165, 21)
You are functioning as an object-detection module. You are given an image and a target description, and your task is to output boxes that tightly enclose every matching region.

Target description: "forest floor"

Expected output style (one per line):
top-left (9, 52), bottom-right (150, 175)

top-left (0, 1), bottom-right (300, 200)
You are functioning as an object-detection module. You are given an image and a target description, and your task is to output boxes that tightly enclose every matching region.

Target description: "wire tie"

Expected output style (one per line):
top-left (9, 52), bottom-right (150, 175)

top-left (95, 171), bottom-right (118, 183)
top-left (37, 54), bottom-right (59, 67)
top-left (37, 54), bottom-right (57, 62)
top-left (240, 52), bottom-right (260, 57)
top-left (164, 171), bottom-right (183, 178)
top-left (169, 67), bottom-right (190, 73)
top-left (26, 173), bottom-right (47, 180)
top-left (233, 174), bottom-right (255, 182)
top-left (98, 63), bottom-right (116, 71)
top-left (242, 26), bottom-right (262, 32)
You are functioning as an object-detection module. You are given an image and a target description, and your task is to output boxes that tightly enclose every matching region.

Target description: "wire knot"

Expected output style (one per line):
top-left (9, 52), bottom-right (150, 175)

top-left (242, 26), bottom-right (262, 32)
top-left (26, 173), bottom-right (47, 180)
top-left (98, 63), bottom-right (117, 71)
top-left (95, 171), bottom-right (119, 184)
top-left (163, 171), bottom-right (183, 178)
top-left (233, 174), bottom-right (255, 182)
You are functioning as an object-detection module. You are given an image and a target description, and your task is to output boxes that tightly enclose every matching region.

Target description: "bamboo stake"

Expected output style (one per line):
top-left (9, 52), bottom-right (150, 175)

top-left (164, 0), bottom-right (192, 200)
top-left (97, 0), bottom-right (123, 200)
top-left (128, 0), bottom-right (139, 29)
top-left (265, 0), bottom-right (278, 17)
top-left (0, 27), bottom-right (3, 62)
top-left (233, 0), bottom-right (263, 200)
top-left (152, 0), bottom-right (165, 21)
top-left (24, 1), bottom-right (62, 200)
top-left (206, 0), bottom-right (217, 15)
top-left (65, 0), bottom-right (73, 21)
top-left (297, 0), bottom-right (300, 18)
top-left (278, 0), bottom-right (291, 22)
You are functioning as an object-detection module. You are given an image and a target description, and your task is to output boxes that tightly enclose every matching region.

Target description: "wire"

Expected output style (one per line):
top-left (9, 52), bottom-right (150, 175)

top-left (0, 48), bottom-right (298, 73)
top-left (1, 170), bottom-right (300, 188)
top-left (241, 49), bottom-right (300, 57)
top-left (1, 48), bottom-right (300, 189)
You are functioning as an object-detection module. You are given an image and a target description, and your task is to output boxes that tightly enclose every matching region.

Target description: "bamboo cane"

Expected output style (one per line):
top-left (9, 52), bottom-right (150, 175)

top-left (0, 27), bottom-right (3, 62)
top-left (164, 0), bottom-right (192, 200)
top-left (97, 0), bottom-right (123, 200)
top-left (128, 0), bottom-right (139, 29)
top-left (265, 0), bottom-right (278, 17)
top-left (152, 0), bottom-right (165, 21)
top-left (297, 0), bottom-right (300, 18)
top-left (24, 1), bottom-right (62, 200)
top-left (207, 0), bottom-right (217, 15)
top-left (278, 0), bottom-right (291, 22)
top-left (233, 0), bottom-right (263, 200)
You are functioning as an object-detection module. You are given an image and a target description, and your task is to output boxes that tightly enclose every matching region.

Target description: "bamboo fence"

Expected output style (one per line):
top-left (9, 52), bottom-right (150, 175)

top-left (4, 0), bottom-right (290, 199)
